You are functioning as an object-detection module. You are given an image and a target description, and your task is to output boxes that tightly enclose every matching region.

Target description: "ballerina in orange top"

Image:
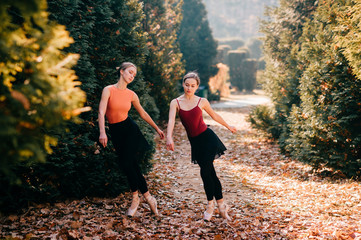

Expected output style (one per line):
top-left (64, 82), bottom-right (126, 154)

top-left (98, 62), bottom-right (164, 217)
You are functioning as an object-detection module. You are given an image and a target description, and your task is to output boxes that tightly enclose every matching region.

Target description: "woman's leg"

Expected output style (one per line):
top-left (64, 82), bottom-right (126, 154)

top-left (198, 160), bottom-right (223, 201)
top-left (117, 152), bottom-right (149, 194)
top-left (130, 155), bottom-right (149, 194)
top-left (209, 162), bottom-right (223, 200)
top-left (198, 159), bottom-right (232, 220)
top-left (128, 155), bottom-right (158, 215)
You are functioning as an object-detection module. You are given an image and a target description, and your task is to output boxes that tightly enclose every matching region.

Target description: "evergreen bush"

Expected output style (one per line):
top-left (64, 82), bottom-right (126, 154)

top-left (259, 0), bottom-right (317, 151)
top-left (216, 45), bottom-right (232, 64)
top-left (241, 59), bottom-right (258, 91)
top-left (141, 0), bottom-right (185, 122)
top-left (286, 1), bottom-right (361, 177)
top-left (227, 50), bottom-right (249, 91)
top-left (248, 105), bottom-right (279, 139)
top-left (0, 0), bottom-right (156, 213)
top-left (0, 0), bottom-right (86, 182)
top-left (256, 0), bottom-right (361, 177)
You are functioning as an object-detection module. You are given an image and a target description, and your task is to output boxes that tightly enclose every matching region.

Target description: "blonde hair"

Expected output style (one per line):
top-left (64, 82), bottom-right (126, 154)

top-left (116, 62), bottom-right (137, 78)
top-left (183, 71), bottom-right (200, 85)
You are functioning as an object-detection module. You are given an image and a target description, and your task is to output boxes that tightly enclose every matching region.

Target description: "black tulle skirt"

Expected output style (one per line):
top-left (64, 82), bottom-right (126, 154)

top-left (188, 128), bottom-right (227, 164)
top-left (108, 117), bottom-right (151, 158)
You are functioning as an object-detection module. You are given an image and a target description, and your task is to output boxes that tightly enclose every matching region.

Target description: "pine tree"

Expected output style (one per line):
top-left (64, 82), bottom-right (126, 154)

top-left (0, 0), bottom-right (86, 182)
top-left (178, 0), bottom-right (218, 92)
top-left (141, 0), bottom-right (185, 122)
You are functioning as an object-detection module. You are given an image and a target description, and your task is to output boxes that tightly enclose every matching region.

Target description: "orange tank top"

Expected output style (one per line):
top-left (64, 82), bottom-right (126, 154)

top-left (106, 86), bottom-right (134, 124)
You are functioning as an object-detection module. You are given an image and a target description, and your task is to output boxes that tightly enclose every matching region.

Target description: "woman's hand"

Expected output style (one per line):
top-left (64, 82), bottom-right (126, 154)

top-left (166, 137), bottom-right (174, 151)
top-left (157, 128), bottom-right (165, 139)
top-left (229, 125), bottom-right (237, 133)
top-left (99, 132), bottom-right (108, 148)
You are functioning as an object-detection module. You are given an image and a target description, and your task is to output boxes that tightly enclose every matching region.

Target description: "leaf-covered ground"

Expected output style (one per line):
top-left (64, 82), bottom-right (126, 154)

top-left (1, 97), bottom-right (361, 239)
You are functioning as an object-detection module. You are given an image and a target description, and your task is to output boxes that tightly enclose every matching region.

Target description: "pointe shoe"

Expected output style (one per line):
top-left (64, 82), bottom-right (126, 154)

top-left (145, 196), bottom-right (158, 215)
top-left (126, 197), bottom-right (140, 217)
top-left (203, 201), bottom-right (214, 221)
top-left (218, 203), bottom-right (231, 221)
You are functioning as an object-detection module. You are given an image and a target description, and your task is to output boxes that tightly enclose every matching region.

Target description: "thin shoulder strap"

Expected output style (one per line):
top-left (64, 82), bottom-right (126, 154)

top-left (176, 98), bottom-right (180, 108)
top-left (197, 97), bottom-right (202, 106)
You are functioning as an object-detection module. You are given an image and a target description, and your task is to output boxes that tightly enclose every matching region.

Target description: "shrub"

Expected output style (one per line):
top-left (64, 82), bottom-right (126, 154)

top-left (248, 105), bottom-right (279, 139)
top-left (216, 45), bottom-right (232, 64)
top-left (242, 59), bottom-right (258, 91)
top-left (286, 1), bottom-right (361, 177)
top-left (228, 50), bottom-right (249, 91)
top-left (208, 63), bottom-right (230, 98)
top-left (0, 0), bottom-right (86, 182)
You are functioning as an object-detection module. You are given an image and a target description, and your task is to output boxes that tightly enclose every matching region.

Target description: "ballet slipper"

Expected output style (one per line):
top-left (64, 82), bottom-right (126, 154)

top-left (203, 201), bottom-right (214, 221)
top-left (218, 203), bottom-right (231, 221)
top-left (145, 195), bottom-right (158, 215)
top-left (126, 196), bottom-right (140, 217)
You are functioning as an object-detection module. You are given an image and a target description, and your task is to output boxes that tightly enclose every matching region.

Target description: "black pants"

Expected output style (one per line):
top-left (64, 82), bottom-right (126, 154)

top-left (198, 160), bottom-right (223, 201)
top-left (109, 117), bottom-right (150, 194)
top-left (118, 153), bottom-right (148, 194)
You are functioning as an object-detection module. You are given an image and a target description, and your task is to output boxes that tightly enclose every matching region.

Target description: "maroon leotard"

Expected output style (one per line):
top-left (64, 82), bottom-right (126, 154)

top-left (177, 97), bottom-right (207, 138)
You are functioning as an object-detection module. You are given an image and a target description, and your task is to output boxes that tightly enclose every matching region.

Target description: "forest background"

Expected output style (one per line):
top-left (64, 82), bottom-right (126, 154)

top-left (1, 0), bottom-right (361, 215)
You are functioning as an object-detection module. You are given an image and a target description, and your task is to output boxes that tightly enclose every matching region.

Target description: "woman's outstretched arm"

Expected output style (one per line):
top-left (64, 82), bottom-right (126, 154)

top-left (202, 98), bottom-right (237, 133)
top-left (166, 99), bottom-right (178, 151)
top-left (132, 93), bottom-right (164, 139)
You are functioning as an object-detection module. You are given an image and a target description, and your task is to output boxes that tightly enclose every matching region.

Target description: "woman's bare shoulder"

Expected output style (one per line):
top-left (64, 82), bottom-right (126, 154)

top-left (199, 97), bottom-right (210, 109)
top-left (103, 85), bottom-right (114, 91)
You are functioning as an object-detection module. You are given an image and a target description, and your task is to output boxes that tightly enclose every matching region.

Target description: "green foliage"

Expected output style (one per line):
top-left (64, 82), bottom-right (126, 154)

top-left (334, 1), bottom-right (361, 81)
top-left (178, 0), bottom-right (218, 91)
top-left (242, 59), bottom-right (258, 91)
top-left (258, 0), bottom-right (361, 177)
top-left (216, 45), bottom-right (231, 64)
top-left (286, 0), bottom-right (361, 177)
top-left (0, 0), bottom-right (86, 182)
top-left (46, 0), bottom-right (156, 195)
top-left (0, 0), bottom-right (158, 213)
top-left (227, 50), bottom-right (249, 91)
top-left (141, 0), bottom-right (185, 122)
top-left (248, 105), bottom-right (279, 138)
top-left (259, 0), bottom-right (317, 150)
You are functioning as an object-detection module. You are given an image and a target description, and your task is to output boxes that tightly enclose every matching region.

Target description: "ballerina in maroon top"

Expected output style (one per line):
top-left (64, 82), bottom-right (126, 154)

top-left (166, 71), bottom-right (236, 221)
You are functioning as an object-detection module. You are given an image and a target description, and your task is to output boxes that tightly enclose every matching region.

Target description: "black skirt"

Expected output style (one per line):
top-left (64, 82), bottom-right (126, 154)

top-left (108, 117), bottom-right (151, 158)
top-left (188, 128), bottom-right (227, 164)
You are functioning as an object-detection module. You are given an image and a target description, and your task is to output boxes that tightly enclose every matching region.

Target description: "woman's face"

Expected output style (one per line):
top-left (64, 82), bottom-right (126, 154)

top-left (121, 66), bottom-right (137, 84)
top-left (183, 78), bottom-right (199, 95)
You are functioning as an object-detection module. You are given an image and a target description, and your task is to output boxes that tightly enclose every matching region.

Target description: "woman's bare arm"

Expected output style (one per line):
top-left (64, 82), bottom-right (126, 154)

top-left (132, 93), bottom-right (164, 139)
top-left (202, 98), bottom-right (237, 133)
top-left (166, 99), bottom-right (178, 151)
top-left (98, 87), bottom-right (110, 147)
